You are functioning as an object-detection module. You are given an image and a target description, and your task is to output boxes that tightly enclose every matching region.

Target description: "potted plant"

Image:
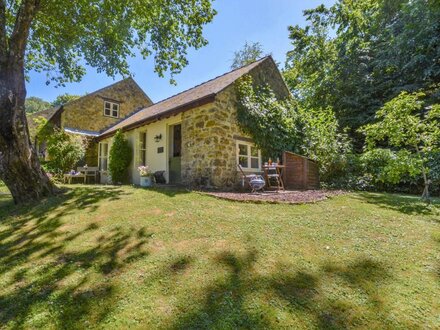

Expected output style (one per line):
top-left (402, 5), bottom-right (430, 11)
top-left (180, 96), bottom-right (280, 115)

top-left (138, 165), bottom-right (153, 187)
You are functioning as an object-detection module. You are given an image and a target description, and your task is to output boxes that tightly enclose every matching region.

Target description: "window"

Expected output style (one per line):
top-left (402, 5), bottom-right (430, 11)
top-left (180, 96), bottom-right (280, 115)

top-left (236, 141), bottom-right (261, 170)
top-left (98, 142), bottom-right (109, 171)
top-left (104, 101), bottom-right (120, 118)
top-left (139, 132), bottom-right (147, 166)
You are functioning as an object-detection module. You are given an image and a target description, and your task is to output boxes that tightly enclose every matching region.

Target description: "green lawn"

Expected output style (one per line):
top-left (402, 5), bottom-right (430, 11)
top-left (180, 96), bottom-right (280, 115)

top-left (0, 185), bottom-right (439, 329)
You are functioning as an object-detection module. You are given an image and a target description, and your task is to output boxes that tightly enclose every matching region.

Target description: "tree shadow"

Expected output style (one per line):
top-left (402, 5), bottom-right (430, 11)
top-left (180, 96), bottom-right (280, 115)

top-left (168, 248), bottom-right (273, 329)
top-left (146, 186), bottom-right (190, 197)
top-left (354, 192), bottom-right (440, 219)
top-left (270, 257), bottom-right (396, 329)
top-left (159, 246), bottom-right (400, 329)
top-left (0, 186), bottom-right (151, 328)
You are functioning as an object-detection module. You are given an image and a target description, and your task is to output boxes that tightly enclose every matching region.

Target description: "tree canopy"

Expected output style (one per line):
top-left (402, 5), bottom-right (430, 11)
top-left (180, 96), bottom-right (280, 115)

top-left (51, 93), bottom-right (81, 107)
top-left (284, 0), bottom-right (440, 147)
top-left (25, 96), bottom-right (50, 113)
top-left (231, 41), bottom-right (265, 70)
top-left (5, 0), bottom-right (217, 85)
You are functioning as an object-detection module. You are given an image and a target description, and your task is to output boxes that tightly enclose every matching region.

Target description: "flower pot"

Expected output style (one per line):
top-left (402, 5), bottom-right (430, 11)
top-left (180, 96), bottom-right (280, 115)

top-left (140, 176), bottom-right (153, 187)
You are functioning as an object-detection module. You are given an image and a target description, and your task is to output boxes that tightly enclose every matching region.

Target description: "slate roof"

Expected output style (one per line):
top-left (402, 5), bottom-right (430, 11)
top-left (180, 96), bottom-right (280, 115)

top-left (99, 57), bottom-right (272, 139)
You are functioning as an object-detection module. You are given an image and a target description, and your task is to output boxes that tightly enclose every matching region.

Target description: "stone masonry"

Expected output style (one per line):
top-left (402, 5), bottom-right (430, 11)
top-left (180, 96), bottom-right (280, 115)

top-left (180, 58), bottom-right (290, 188)
top-left (62, 78), bottom-right (152, 133)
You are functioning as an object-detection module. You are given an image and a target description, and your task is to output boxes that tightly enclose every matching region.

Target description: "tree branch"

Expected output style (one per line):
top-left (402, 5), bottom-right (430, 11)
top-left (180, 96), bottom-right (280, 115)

top-left (9, 0), bottom-right (40, 61)
top-left (0, 0), bottom-right (7, 61)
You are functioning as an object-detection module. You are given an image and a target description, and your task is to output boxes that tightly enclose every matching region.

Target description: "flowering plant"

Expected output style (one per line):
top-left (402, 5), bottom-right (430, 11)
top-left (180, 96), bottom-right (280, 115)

top-left (138, 165), bottom-right (153, 177)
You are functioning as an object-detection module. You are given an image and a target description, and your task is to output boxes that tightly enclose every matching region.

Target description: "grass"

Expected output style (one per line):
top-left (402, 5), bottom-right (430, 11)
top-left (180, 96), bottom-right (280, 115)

top-left (0, 185), bottom-right (439, 329)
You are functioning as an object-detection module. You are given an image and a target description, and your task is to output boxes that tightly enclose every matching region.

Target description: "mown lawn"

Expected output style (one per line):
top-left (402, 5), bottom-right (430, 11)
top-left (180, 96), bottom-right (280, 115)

top-left (0, 185), bottom-right (439, 329)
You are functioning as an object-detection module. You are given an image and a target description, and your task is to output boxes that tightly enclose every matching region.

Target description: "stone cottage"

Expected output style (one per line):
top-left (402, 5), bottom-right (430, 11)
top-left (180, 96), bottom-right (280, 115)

top-left (29, 78), bottom-right (152, 165)
top-left (97, 56), bottom-right (290, 187)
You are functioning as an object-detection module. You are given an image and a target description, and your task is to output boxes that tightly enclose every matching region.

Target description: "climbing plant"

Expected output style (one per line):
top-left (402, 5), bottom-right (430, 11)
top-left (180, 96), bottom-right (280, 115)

top-left (235, 75), bottom-right (351, 180)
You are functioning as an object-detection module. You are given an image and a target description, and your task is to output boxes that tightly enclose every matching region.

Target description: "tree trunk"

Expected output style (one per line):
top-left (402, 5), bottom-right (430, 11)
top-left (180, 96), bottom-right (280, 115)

top-left (0, 62), bottom-right (57, 204)
top-left (415, 145), bottom-right (431, 204)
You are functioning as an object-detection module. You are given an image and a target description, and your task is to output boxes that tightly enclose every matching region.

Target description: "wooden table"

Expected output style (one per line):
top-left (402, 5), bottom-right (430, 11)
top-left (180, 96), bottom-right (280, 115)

top-left (262, 164), bottom-right (285, 190)
top-left (63, 173), bottom-right (86, 184)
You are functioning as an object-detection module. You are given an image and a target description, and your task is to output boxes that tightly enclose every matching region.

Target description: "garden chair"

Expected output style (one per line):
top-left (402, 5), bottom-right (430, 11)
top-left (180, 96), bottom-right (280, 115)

top-left (237, 164), bottom-right (265, 192)
top-left (77, 166), bottom-right (99, 183)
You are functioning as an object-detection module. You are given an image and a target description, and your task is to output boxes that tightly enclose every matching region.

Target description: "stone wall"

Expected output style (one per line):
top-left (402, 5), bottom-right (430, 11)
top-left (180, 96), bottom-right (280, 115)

top-left (181, 85), bottom-right (245, 188)
top-left (61, 78), bottom-right (152, 133)
top-left (180, 57), bottom-right (290, 189)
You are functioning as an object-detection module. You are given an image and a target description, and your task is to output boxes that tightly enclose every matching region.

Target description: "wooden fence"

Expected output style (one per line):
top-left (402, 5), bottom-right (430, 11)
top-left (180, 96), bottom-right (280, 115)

top-left (282, 151), bottom-right (320, 190)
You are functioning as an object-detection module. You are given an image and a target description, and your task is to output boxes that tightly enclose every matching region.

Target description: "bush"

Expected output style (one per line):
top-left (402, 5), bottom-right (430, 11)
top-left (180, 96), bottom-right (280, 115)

top-left (46, 129), bottom-right (88, 175)
top-left (109, 130), bottom-right (132, 184)
top-left (322, 149), bottom-right (440, 195)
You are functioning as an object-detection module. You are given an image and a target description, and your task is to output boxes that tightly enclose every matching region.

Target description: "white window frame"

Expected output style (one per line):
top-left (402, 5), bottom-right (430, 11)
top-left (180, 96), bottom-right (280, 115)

top-left (98, 142), bottom-right (109, 171)
top-left (104, 101), bottom-right (120, 118)
top-left (236, 141), bottom-right (261, 171)
top-left (139, 131), bottom-right (147, 166)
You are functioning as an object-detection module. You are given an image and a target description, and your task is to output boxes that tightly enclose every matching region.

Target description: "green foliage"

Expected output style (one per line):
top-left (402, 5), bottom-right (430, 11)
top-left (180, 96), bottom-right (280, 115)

top-left (109, 130), bottom-right (132, 184)
top-left (231, 41), bottom-right (265, 69)
top-left (236, 75), bottom-right (351, 180)
top-left (284, 0), bottom-right (440, 146)
top-left (361, 91), bottom-right (440, 199)
top-left (236, 75), bottom-right (302, 159)
top-left (298, 106), bottom-right (352, 182)
top-left (45, 129), bottom-right (88, 175)
top-left (1, 1), bottom-right (216, 85)
top-left (51, 93), bottom-right (81, 107)
top-left (360, 149), bottom-right (422, 185)
top-left (25, 97), bottom-right (50, 113)
top-left (362, 92), bottom-right (440, 151)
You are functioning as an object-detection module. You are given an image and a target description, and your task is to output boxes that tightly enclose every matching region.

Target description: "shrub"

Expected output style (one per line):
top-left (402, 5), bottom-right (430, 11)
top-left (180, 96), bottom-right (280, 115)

top-left (46, 129), bottom-right (88, 175)
top-left (109, 130), bottom-right (132, 184)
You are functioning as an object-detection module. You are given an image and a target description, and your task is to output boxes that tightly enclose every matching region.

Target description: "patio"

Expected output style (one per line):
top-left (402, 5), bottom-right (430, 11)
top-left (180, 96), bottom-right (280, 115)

top-left (205, 189), bottom-right (344, 204)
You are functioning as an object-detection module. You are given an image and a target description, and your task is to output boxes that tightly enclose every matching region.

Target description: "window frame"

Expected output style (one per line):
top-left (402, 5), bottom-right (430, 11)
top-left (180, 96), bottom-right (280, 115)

top-left (139, 131), bottom-right (147, 166)
top-left (236, 141), bottom-right (261, 171)
top-left (98, 142), bottom-right (109, 171)
top-left (103, 101), bottom-right (120, 118)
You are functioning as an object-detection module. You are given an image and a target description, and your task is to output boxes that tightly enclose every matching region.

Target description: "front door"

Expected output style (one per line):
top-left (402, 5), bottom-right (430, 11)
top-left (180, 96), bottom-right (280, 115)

top-left (169, 124), bottom-right (182, 183)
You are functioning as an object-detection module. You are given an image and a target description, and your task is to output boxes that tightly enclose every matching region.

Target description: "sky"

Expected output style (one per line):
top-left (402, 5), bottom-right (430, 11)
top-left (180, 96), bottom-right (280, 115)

top-left (26, 0), bottom-right (335, 103)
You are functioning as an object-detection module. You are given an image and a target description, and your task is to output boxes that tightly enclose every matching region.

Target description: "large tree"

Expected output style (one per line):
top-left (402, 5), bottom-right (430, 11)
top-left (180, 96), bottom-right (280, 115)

top-left (0, 0), bottom-right (215, 204)
top-left (285, 0), bottom-right (440, 148)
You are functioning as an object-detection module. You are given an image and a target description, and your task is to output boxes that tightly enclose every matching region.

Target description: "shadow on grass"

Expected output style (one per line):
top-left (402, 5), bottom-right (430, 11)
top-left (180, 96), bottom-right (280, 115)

top-left (134, 185), bottom-right (190, 198)
top-left (157, 247), bottom-right (403, 329)
top-left (0, 186), bottom-right (152, 328)
top-left (354, 192), bottom-right (440, 218)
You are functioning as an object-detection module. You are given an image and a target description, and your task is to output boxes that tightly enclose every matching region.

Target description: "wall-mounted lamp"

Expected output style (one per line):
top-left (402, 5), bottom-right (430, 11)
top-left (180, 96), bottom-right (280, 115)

top-left (154, 134), bottom-right (162, 143)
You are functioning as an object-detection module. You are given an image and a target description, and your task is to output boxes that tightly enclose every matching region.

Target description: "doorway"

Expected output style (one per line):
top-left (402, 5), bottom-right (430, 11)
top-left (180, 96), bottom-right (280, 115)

top-left (168, 124), bottom-right (182, 183)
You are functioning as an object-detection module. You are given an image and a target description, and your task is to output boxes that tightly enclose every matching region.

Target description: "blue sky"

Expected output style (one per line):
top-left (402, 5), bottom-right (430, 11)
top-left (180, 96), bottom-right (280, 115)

top-left (26, 0), bottom-right (334, 103)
